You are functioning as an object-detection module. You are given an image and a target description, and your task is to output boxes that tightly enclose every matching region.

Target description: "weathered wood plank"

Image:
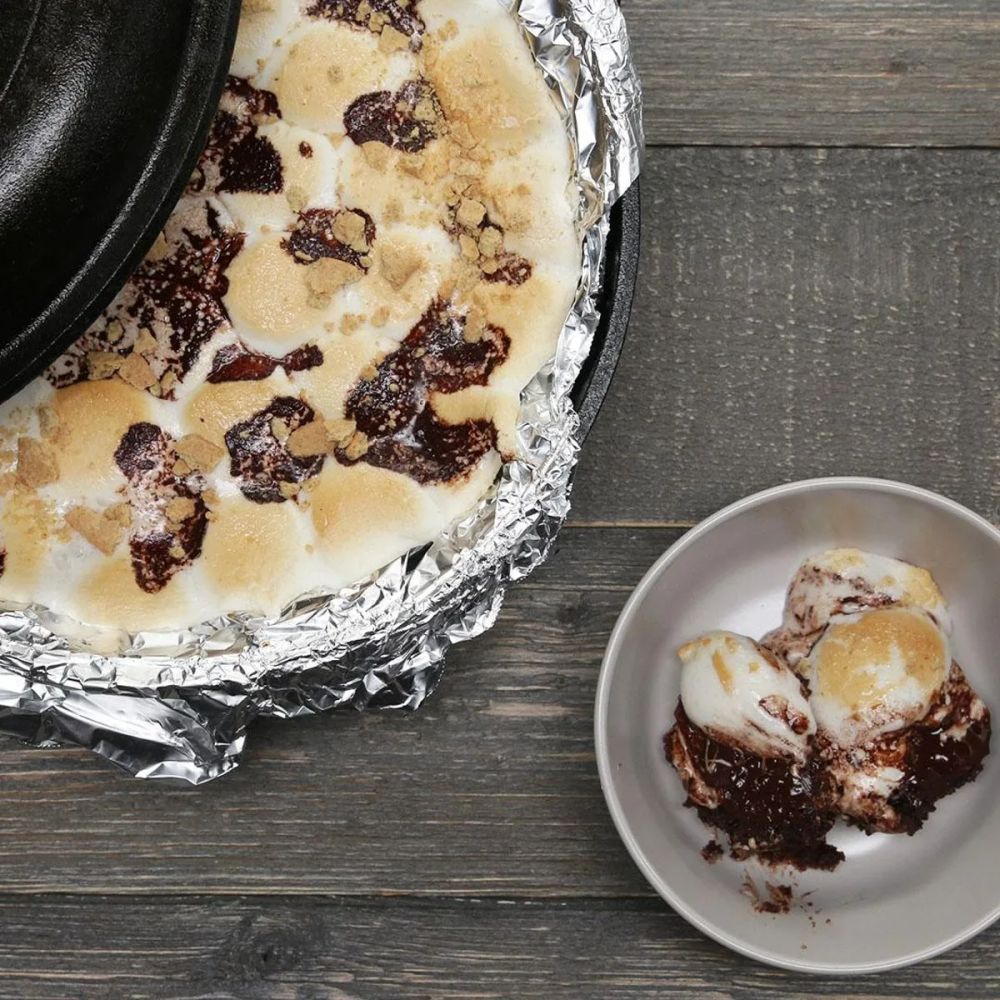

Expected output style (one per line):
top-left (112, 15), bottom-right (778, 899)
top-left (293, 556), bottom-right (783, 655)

top-left (0, 895), bottom-right (995, 1000)
top-left (574, 146), bottom-right (1000, 524)
top-left (630, 0), bottom-right (1000, 147)
top-left (0, 528), bottom-right (677, 897)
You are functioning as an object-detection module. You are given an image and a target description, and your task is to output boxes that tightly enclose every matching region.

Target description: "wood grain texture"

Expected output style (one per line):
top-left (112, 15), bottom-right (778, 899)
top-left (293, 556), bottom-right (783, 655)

top-left (6, 25), bottom-right (1000, 992)
top-left (573, 146), bottom-right (1000, 525)
top-left (630, 0), bottom-right (1000, 147)
top-left (0, 895), bottom-right (996, 1000)
top-left (0, 528), bottom-right (677, 898)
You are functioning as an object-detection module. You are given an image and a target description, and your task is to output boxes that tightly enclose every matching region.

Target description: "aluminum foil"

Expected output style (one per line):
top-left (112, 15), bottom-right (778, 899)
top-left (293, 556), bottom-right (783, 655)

top-left (0, 0), bottom-right (644, 783)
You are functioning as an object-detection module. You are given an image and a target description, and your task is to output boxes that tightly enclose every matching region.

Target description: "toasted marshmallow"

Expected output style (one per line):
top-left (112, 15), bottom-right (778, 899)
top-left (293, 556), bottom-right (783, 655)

top-left (794, 548), bottom-right (949, 631)
top-left (678, 631), bottom-right (816, 761)
top-left (807, 607), bottom-right (950, 747)
top-left (764, 548), bottom-right (951, 670)
top-left (0, 0), bottom-right (581, 631)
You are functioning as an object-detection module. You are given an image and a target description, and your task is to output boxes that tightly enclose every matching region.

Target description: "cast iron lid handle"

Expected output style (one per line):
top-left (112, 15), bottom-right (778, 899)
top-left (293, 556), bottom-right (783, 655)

top-left (0, 0), bottom-right (241, 403)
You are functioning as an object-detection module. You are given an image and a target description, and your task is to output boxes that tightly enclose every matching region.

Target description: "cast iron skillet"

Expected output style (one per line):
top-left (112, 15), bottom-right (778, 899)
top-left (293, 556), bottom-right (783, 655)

top-left (0, 0), bottom-right (241, 402)
top-left (574, 183), bottom-right (640, 439)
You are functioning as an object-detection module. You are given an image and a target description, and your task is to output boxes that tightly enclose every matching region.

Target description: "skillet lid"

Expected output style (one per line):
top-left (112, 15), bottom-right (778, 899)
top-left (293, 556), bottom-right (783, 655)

top-left (0, 0), bottom-right (240, 402)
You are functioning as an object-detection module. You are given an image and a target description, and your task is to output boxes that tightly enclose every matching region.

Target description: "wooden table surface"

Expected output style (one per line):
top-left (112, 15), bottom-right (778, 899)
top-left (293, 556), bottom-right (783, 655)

top-left (3, 3), bottom-right (1000, 997)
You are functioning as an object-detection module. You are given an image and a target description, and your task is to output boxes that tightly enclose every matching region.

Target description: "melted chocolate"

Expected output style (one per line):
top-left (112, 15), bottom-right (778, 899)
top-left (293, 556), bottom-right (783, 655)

top-left (360, 408), bottom-right (497, 485)
top-left (886, 672), bottom-right (991, 833)
top-left (667, 704), bottom-right (844, 871)
top-left (805, 567), bottom-right (898, 623)
top-left (225, 397), bottom-right (326, 504)
top-left (47, 201), bottom-right (245, 395)
top-left (742, 876), bottom-right (794, 915)
top-left (191, 77), bottom-right (283, 197)
top-left (337, 299), bottom-right (509, 485)
top-left (282, 209), bottom-right (376, 268)
top-left (0, 549), bottom-right (5, 581)
top-left (822, 664), bottom-right (991, 836)
top-left (344, 79), bottom-right (440, 152)
top-left (208, 342), bottom-right (323, 383)
top-left (306, 0), bottom-right (424, 46)
top-left (700, 840), bottom-right (724, 864)
top-left (299, 141), bottom-right (313, 158)
top-left (114, 423), bottom-right (209, 594)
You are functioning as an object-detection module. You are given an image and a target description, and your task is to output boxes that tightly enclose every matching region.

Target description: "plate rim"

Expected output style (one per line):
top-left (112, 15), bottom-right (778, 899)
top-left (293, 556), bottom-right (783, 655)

top-left (594, 475), bottom-right (1000, 975)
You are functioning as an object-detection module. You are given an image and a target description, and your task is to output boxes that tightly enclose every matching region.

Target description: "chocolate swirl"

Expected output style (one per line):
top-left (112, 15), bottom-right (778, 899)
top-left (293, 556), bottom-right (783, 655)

top-left (191, 77), bottom-right (283, 197)
top-left (226, 397), bottom-right (326, 504)
top-left (306, 0), bottom-right (424, 47)
top-left (337, 299), bottom-right (509, 484)
top-left (47, 200), bottom-right (245, 396)
top-left (345, 80), bottom-right (441, 152)
top-left (114, 424), bottom-right (209, 594)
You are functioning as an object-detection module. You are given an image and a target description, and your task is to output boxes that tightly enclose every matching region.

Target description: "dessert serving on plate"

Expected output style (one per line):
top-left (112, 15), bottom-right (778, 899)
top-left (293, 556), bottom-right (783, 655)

top-left (596, 481), bottom-right (1000, 971)
top-left (666, 548), bottom-right (991, 870)
top-left (0, 0), bottom-right (581, 631)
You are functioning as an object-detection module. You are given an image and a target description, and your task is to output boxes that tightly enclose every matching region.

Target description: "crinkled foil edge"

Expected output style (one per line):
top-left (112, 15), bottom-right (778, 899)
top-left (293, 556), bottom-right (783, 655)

top-left (0, 0), bottom-right (643, 783)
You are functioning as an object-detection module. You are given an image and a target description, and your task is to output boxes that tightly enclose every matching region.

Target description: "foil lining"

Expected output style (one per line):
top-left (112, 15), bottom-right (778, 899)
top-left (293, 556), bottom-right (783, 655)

top-left (0, 0), bottom-right (644, 783)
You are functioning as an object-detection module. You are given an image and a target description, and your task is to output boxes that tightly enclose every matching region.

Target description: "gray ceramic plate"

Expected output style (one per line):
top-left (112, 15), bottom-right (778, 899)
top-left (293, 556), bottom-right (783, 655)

top-left (595, 478), bottom-right (1000, 974)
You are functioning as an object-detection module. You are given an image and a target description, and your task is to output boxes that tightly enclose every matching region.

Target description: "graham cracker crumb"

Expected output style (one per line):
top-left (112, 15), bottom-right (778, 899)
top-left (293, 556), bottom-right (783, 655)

top-left (379, 240), bottom-right (422, 290)
top-left (437, 19), bottom-right (459, 42)
top-left (16, 437), bottom-right (59, 488)
top-left (479, 226), bottom-right (503, 258)
top-left (134, 327), bottom-right (157, 355)
top-left (37, 406), bottom-right (59, 438)
top-left (66, 506), bottom-right (125, 556)
top-left (118, 352), bottom-right (157, 390)
top-left (379, 24), bottom-right (410, 53)
top-left (165, 497), bottom-right (197, 525)
top-left (456, 198), bottom-right (487, 229)
top-left (105, 503), bottom-right (133, 529)
top-left (175, 434), bottom-right (224, 472)
top-left (86, 351), bottom-right (123, 381)
top-left (332, 210), bottom-right (370, 253)
top-left (341, 313), bottom-right (364, 335)
top-left (324, 417), bottom-right (357, 446)
top-left (413, 97), bottom-right (437, 123)
top-left (459, 234), bottom-right (480, 261)
top-left (286, 420), bottom-right (329, 458)
top-left (306, 258), bottom-right (364, 306)
top-left (342, 430), bottom-right (370, 461)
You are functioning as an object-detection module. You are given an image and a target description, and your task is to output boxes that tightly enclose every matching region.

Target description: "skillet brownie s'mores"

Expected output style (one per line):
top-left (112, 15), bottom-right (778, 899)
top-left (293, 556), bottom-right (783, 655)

top-left (0, 0), bottom-right (581, 631)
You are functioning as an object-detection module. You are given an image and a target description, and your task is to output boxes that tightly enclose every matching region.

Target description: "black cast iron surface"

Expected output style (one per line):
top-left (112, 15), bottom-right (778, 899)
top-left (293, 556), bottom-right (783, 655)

top-left (574, 183), bottom-right (640, 439)
top-left (0, 0), bottom-right (240, 402)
